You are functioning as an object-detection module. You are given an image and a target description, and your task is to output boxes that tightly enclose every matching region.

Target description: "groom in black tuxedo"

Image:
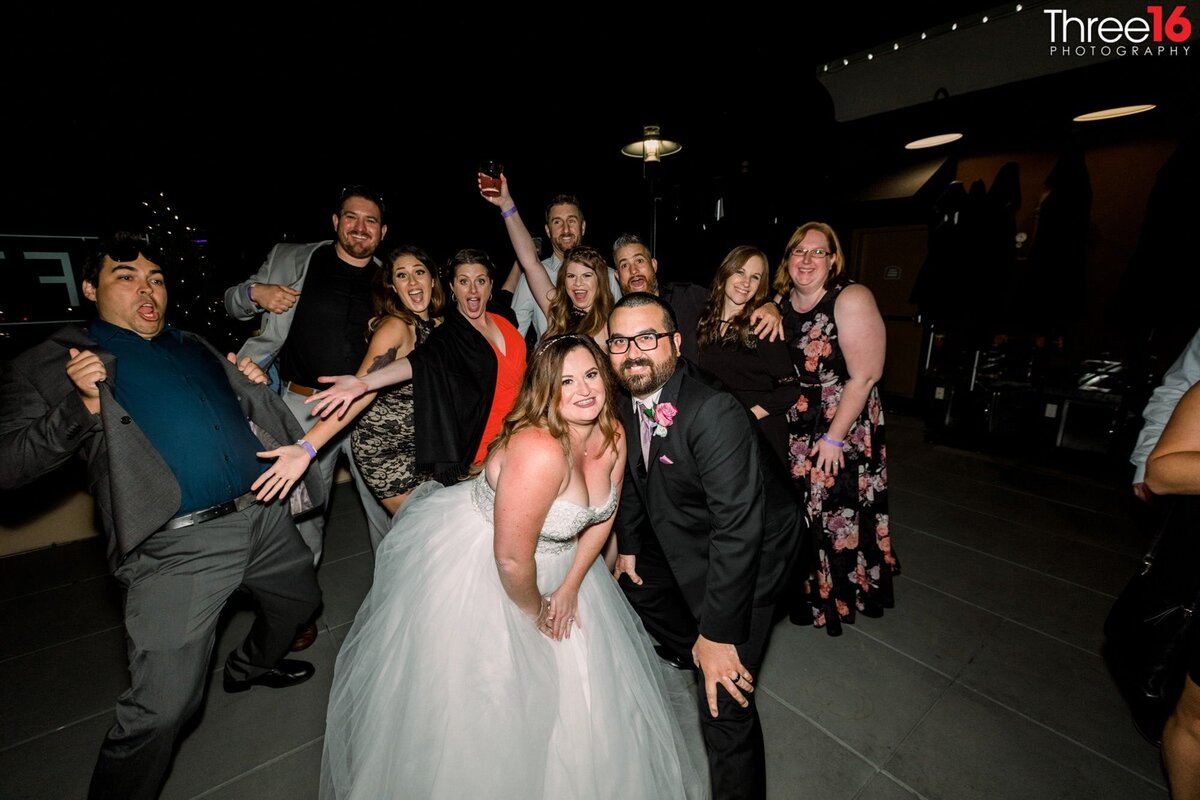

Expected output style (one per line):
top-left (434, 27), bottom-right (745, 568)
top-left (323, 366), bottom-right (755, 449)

top-left (608, 292), bottom-right (803, 800)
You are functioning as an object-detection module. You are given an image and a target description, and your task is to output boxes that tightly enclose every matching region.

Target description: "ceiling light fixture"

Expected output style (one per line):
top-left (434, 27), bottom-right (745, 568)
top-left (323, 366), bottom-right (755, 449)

top-left (905, 132), bottom-right (964, 150)
top-left (1072, 104), bottom-right (1157, 122)
top-left (621, 125), bottom-right (682, 163)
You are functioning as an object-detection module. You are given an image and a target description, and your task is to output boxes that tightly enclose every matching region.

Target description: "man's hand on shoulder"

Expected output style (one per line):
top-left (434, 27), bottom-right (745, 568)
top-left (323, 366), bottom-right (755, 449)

top-left (66, 348), bottom-right (105, 415)
top-left (228, 353), bottom-right (268, 384)
top-left (749, 301), bottom-right (784, 341)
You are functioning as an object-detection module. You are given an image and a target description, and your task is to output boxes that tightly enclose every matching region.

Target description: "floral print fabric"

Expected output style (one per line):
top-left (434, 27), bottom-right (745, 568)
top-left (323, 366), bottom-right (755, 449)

top-left (784, 282), bottom-right (899, 635)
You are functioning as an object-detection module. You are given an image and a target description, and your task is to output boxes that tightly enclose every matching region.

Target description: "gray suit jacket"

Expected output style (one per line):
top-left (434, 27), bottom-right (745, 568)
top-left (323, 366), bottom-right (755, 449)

top-left (226, 240), bottom-right (385, 372)
top-left (224, 240), bottom-right (330, 369)
top-left (0, 325), bottom-right (325, 571)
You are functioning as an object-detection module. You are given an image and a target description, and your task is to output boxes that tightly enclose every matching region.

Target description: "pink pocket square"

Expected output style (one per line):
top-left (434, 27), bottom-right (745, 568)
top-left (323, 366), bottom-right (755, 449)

top-left (658, 454), bottom-right (674, 465)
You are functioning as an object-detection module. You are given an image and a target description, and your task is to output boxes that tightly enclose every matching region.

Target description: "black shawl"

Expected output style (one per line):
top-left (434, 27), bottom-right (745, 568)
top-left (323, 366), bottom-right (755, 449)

top-left (409, 293), bottom-right (517, 484)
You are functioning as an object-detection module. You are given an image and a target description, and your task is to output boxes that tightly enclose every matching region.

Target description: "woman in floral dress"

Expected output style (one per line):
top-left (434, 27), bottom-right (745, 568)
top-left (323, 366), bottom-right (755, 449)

top-left (774, 222), bottom-right (899, 636)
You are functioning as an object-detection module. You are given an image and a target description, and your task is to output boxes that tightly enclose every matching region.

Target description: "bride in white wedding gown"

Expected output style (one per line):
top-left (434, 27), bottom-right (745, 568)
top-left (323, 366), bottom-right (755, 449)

top-left (314, 334), bottom-right (709, 799)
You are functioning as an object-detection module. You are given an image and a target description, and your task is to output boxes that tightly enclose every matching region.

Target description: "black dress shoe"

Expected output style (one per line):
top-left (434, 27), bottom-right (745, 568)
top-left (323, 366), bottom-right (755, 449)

top-left (223, 660), bottom-right (315, 693)
top-left (654, 645), bottom-right (695, 671)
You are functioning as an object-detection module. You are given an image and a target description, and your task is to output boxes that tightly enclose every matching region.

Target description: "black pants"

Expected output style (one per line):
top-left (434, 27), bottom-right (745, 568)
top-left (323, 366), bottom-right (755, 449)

top-left (88, 501), bottom-right (320, 800)
top-left (620, 527), bottom-right (772, 800)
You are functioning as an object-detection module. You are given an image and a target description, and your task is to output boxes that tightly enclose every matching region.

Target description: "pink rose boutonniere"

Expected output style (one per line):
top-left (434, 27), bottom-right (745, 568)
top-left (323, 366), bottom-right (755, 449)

top-left (643, 401), bottom-right (678, 438)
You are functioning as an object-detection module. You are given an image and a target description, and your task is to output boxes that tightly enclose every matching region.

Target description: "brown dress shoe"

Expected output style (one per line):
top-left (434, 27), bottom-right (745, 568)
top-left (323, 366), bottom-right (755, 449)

top-left (290, 622), bottom-right (318, 652)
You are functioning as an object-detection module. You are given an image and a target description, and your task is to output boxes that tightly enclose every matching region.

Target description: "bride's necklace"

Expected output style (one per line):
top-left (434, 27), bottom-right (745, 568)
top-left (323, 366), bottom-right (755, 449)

top-left (576, 426), bottom-right (599, 456)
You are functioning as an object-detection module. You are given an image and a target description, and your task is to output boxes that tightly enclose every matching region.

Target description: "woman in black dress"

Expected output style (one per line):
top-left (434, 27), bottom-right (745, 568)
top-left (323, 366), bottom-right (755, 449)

top-left (775, 222), bottom-right (899, 635)
top-left (1144, 382), bottom-right (1200, 799)
top-left (349, 245), bottom-right (444, 515)
top-left (695, 245), bottom-right (799, 470)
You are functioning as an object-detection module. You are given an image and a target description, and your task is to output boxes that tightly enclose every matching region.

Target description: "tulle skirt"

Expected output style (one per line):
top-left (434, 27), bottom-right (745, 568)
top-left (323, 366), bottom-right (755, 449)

top-left (319, 480), bottom-right (709, 799)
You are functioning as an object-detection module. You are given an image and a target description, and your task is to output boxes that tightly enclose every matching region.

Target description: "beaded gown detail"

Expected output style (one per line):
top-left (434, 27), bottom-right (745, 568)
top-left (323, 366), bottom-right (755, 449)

top-left (319, 475), bottom-right (709, 799)
top-left (783, 282), bottom-right (899, 635)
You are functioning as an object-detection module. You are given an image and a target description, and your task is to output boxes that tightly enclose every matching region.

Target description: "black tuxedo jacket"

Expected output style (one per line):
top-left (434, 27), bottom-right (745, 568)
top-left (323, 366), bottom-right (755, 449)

top-left (616, 359), bottom-right (803, 644)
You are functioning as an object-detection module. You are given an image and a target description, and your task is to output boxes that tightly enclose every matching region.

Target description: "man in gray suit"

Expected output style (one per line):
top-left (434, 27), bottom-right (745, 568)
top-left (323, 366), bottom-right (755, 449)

top-left (224, 186), bottom-right (392, 568)
top-left (0, 233), bottom-right (323, 800)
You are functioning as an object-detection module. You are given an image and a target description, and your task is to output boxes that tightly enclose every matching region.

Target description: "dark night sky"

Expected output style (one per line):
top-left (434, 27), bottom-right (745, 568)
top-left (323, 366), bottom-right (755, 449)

top-left (2, 5), bottom-right (1197, 361)
top-left (3, 6), bottom-right (1009, 268)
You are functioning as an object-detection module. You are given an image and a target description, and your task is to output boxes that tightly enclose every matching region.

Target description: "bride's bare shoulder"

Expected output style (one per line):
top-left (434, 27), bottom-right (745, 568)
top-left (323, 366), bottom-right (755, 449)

top-left (497, 427), bottom-right (566, 470)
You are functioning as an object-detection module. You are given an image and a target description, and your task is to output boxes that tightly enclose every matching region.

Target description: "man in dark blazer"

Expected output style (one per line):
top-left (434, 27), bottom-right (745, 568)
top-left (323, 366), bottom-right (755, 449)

top-left (608, 292), bottom-right (803, 800)
top-left (0, 233), bottom-right (324, 800)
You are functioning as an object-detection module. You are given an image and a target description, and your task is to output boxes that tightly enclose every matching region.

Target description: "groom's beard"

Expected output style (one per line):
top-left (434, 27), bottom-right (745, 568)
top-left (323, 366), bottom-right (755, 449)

top-left (618, 353), bottom-right (676, 396)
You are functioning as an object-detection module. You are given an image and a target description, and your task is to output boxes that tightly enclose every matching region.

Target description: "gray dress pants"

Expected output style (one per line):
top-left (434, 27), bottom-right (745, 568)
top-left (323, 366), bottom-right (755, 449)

top-left (87, 501), bottom-right (320, 800)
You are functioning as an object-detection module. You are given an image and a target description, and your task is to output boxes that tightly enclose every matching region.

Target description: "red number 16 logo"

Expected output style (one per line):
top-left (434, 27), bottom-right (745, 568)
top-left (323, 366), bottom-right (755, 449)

top-left (1147, 5), bottom-right (1192, 42)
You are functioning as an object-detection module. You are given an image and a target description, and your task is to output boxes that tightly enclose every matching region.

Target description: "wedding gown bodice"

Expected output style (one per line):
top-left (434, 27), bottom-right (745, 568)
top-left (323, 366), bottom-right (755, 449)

top-left (471, 475), bottom-right (618, 555)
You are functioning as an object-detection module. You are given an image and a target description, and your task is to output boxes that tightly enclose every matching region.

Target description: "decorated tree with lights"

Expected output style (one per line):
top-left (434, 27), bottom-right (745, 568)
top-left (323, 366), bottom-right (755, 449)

top-left (139, 191), bottom-right (241, 353)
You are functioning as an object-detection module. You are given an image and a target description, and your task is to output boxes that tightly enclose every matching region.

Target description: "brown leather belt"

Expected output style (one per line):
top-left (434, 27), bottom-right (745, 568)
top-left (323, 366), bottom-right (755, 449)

top-left (285, 381), bottom-right (317, 397)
top-left (160, 492), bottom-right (258, 531)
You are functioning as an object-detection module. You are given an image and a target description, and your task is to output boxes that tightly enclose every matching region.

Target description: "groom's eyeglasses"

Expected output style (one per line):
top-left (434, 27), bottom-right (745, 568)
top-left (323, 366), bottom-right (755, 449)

top-left (606, 331), bottom-right (675, 354)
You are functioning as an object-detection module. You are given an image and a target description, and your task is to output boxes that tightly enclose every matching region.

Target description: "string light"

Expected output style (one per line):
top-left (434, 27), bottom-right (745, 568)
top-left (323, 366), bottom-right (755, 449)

top-left (140, 189), bottom-right (240, 351)
top-left (821, 6), bottom-right (1026, 74)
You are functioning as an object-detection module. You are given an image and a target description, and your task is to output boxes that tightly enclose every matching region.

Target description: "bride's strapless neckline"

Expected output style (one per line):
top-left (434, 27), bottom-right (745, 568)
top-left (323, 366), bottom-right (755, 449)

top-left (471, 476), bottom-right (618, 555)
top-left (475, 473), bottom-right (616, 512)
top-left (547, 483), bottom-right (617, 514)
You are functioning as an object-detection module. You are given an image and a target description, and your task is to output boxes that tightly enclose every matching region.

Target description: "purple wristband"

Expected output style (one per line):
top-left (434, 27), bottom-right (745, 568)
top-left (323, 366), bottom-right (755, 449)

top-left (501, 205), bottom-right (518, 219)
top-left (247, 283), bottom-right (257, 305)
top-left (820, 433), bottom-right (845, 449)
top-left (296, 439), bottom-right (317, 460)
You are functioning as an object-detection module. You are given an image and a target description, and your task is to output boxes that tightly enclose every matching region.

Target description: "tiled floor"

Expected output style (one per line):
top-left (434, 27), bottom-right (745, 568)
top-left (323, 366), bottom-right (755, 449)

top-left (0, 414), bottom-right (1168, 799)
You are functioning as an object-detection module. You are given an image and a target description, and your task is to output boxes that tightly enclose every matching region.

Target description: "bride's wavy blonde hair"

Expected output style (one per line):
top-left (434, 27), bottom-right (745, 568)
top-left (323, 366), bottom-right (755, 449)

top-left (484, 334), bottom-right (621, 463)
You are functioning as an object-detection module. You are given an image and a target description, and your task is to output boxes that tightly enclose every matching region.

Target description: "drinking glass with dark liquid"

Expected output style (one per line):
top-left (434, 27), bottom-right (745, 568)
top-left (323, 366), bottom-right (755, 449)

top-left (479, 161), bottom-right (503, 196)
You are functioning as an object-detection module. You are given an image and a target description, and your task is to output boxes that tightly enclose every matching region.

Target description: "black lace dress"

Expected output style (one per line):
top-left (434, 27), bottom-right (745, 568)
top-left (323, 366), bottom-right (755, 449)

top-left (783, 282), bottom-right (899, 635)
top-left (351, 318), bottom-right (434, 500)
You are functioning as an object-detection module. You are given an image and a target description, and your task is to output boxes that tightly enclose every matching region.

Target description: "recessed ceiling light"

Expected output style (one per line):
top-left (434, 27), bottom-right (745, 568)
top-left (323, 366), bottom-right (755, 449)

top-left (1073, 104), bottom-right (1156, 122)
top-left (905, 133), bottom-right (964, 150)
